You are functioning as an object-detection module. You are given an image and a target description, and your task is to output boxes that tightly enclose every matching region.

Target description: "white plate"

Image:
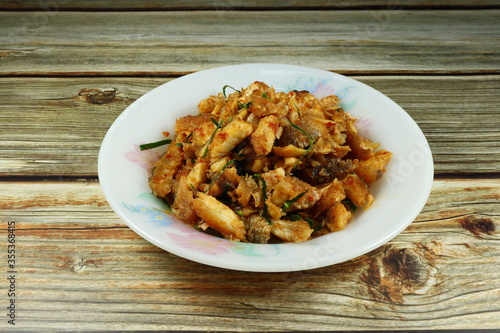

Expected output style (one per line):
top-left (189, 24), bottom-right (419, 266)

top-left (98, 63), bottom-right (434, 272)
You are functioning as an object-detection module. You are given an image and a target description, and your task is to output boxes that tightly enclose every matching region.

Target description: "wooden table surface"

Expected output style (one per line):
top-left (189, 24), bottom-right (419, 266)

top-left (1, 1), bottom-right (499, 331)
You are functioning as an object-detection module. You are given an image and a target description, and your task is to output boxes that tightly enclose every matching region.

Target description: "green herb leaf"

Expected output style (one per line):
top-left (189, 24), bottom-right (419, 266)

top-left (238, 101), bottom-right (253, 109)
top-left (221, 183), bottom-right (231, 196)
top-left (304, 217), bottom-right (315, 228)
top-left (202, 118), bottom-right (222, 158)
top-left (163, 198), bottom-right (172, 213)
top-left (342, 199), bottom-right (358, 212)
top-left (289, 121), bottom-right (313, 146)
top-left (139, 139), bottom-right (172, 151)
top-left (222, 85), bottom-right (241, 98)
top-left (281, 190), bottom-right (308, 211)
top-left (252, 174), bottom-right (272, 224)
top-left (287, 214), bottom-right (321, 231)
top-left (262, 92), bottom-right (271, 100)
top-left (294, 103), bottom-right (301, 117)
top-left (210, 117), bottom-right (221, 127)
top-left (206, 152), bottom-right (242, 192)
top-left (289, 214), bottom-right (302, 221)
top-left (288, 120), bottom-right (315, 169)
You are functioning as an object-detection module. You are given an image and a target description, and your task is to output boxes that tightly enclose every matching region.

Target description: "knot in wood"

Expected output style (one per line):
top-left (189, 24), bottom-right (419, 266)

top-left (78, 88), bottom-right (117, 104)
top-left (362, 245), bottom-right (434, 304)
top-left (64, 257), bottom-right (102, 273)
top-left (382, 248), bottom-right (427, 286)
top-left (457, 215), bottom-right (496, 238)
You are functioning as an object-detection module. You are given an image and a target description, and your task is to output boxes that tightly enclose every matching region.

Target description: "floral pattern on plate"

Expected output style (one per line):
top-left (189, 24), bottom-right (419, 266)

top-left (167, 232), bottom-right (236, 255)
top-left (123, 191), bottom-right (283, 257)
top-left (123, 143), bottom-right (160, 172)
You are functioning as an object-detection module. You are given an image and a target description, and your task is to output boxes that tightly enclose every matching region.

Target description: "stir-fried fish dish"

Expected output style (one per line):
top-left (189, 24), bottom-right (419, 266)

top-left (146, 81), bottom-right (392, 243)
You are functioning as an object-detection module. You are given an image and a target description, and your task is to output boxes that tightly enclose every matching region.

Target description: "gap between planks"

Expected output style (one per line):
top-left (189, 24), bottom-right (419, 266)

top-left (1, 0), bottom-right (500, 11)
top-left (2, 71), bottom-right (500, 78)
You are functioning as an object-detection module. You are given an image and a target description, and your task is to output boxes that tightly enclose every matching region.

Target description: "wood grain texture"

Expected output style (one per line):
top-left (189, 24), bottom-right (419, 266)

top-left (2, 0), bottom-right (500, 10)
top-left (1, 3), bottom-right (498, 331)
top-left (0, 179), bottom-right (498, 330)
top-left (1, 10), bottom-right (499, 75)
top-left (1, 75), bottom-right (498, 176)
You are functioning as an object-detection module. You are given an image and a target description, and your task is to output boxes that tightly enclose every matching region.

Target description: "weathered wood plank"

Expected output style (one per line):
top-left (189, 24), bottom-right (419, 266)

top-left (1, 10), bottom-right (499, 75)
top-left (2, 0), bottom-right (499, 10)
top-left (0, 179), bottom-right (498, 330)
top-left (0, 75), bottom-right (498, 176)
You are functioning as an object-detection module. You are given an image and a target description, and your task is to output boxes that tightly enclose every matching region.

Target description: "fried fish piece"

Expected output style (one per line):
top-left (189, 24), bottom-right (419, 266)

top-left (245, 214), bottom-right (271, 244)
top-left (192, 192), bottom-right (246, 241)
top-left (271, 219), bottom-right (313, 243)
top-left (208, 119), bottom-right (253, 159)
top-left (148, 142), bottom-right (184, 198)
top-left (354, 149), bottom-right (392, 185)
top-left (341, 173), bottom-right (374, 210)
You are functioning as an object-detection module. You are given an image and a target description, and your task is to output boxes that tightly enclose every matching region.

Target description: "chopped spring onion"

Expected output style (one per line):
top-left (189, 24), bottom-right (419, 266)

top-left (238, 101), bottom-right (252, 109)
top-left (281, 190), bottom-right (308, 211)
top-left (202, 118), bottom-right (223, 158)
top-left (288, 214), bottom-right (320, 231)
top-left (139, 139), bottom-right (172, 151)
top-left (293, 103), bottom-right (301, 117)
top-left (175, 133), bottom-right (193, 146)
top-left (222, 85), bottom-right (241, 98)
top-left (304, 217), bottom-right (315, 228)
top-left (206, 152), bottom-right (242, 192)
